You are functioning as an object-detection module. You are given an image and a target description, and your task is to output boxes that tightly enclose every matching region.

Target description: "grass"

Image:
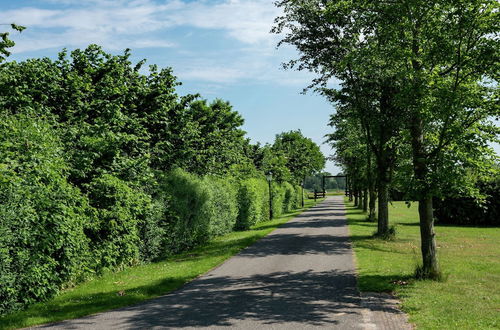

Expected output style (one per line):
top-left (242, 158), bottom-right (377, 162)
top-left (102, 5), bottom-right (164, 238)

top-left (0, 198), bottom-right (323, 330)
top-left (345, 198), bottom-right (500, 330)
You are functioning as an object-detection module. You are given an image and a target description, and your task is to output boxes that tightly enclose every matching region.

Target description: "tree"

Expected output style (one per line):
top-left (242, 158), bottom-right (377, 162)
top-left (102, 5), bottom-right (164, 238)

top-left (0, 23), bottom-right (25, 63)
top-left (271, 130), bottom-right (325, 184)
top-left (274, 0), bottom-right (499, 277)
top-left (273, 1), bottom-right (404, 235)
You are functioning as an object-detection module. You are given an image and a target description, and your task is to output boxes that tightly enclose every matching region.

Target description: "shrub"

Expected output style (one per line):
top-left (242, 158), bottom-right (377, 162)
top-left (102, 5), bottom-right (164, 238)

top-left (282, 182), bottom-right (296, 213)
top-left (433, 177), bottom-right (500, 226)
top-left (271, 182), bottom-right (286, 218)
top-left (203, 176), bottom-right (238, 236)
top-left (294, 185), bottom-right (303, 208)
top-left (160, 169), bottom-right (211, 253)
top-left (160, 169), bottom-right (239, 252)
top-left (0, 114), bottom-right (90, 315)
top-left (236, 178), bottom-right (265, 229)
top-left (86, 174), bottom-right (155, 270)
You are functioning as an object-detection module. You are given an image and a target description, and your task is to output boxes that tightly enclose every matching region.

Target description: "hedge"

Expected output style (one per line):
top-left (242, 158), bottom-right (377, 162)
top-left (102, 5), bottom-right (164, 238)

top-left (434, 177), bottom-right (500, 226)
top-left (0, 164), bottom-right (303, 315)
top-left (236, 178), bottom-right (269, 230)
top-left (0, 114), bottom-right (91, 315)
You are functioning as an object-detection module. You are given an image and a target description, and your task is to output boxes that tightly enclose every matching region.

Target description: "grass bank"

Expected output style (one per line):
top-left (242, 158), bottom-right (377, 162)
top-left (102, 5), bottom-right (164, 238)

top-left (345, 199), bottom-right (500, 329)
top-left (0, 198), bottom-right (323, 330)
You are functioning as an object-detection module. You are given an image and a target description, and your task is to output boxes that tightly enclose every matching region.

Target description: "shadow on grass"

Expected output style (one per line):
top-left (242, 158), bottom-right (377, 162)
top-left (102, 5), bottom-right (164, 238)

top-left (357, 274), bottom-right (414, 293)
top-left (0, 276), bottom-right (192, 330)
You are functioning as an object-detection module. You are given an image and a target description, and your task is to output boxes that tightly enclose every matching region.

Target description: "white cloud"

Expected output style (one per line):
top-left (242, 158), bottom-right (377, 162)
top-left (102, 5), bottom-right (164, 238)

top-left (1, 0), bottom-right (279, 51)
top-left (2, 0), bottom-right (316, 87)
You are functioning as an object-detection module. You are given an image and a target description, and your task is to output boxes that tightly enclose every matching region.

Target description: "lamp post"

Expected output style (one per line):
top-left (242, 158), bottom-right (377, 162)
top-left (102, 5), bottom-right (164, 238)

top-left (266, 172), bottom-right (273, 220)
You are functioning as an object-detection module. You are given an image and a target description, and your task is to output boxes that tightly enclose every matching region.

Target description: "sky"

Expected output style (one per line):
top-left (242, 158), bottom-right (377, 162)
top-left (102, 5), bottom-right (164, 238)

top-left (0, 0), bottom-right (342, 174)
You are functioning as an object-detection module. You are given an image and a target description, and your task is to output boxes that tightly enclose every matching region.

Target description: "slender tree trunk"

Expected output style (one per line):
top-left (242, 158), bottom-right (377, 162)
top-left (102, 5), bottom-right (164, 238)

top-left (358, 190), bottom-right (363, 209)
top-left (348, 179), bottom-right (353, 201)
top-left (377, 177), bottom-right (389, 235)
top-left (354, 188), bottom-right (358, 206)
top-left (363, 188), bottom-right (368, 212)
top-left (410, 113), bottom-right (440, 277)
top-left (367, 148), bottom-right (377, 221)
top-left (369, 185), bottom-right (376, 221)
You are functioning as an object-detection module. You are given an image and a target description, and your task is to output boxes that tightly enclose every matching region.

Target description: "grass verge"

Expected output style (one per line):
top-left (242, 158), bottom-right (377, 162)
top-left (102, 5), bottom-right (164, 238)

top-left (345, 198), bottom-right (500, 329)
top-left (0, 198), bottom-right (324, 330)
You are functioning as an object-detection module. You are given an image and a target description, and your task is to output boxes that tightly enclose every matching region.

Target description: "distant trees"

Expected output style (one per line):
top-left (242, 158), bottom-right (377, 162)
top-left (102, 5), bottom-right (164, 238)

top-left (259, 130), bottom-right (325, 184)
top-left (274, 0), bottom-right (499, 278)
top-left (303, 173), bottom-right (345, 191)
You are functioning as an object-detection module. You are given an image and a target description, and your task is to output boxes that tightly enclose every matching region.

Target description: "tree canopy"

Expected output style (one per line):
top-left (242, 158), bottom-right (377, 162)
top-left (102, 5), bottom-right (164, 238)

top-left (274, 0), bottom-right (499, 278)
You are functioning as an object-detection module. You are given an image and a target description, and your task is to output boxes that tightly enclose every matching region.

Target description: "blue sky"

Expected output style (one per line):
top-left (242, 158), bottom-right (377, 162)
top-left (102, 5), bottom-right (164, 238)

top-left (0, 0), bottom-right (342, 174)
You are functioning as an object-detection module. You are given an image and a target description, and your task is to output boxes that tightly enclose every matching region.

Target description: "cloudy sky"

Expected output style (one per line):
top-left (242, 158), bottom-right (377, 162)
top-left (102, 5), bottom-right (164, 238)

top-left (1, 0), bottom-right (342, 174)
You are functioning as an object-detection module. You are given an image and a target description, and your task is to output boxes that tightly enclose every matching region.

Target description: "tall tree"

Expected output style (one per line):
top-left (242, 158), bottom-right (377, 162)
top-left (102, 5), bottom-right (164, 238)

top-left (274, 0), bottom-right (499, 277)
top-left (271, 130), bottom-right (325, 184)
top-left (273, 1), bottom-right (404, 235)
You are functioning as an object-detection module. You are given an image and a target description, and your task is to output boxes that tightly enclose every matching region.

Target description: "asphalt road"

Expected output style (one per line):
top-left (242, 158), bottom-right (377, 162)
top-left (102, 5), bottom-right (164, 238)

top-left (36, 196), bottom-right (410, 329)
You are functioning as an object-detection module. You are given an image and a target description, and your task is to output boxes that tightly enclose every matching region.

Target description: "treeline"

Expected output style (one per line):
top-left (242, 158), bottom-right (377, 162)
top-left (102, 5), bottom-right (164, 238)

top-left (0, 44), bottom-right (325, 315)
top-left (303, 173), bottom-right (346, 191)
top-left (274, 0), bottom-right (499, 279)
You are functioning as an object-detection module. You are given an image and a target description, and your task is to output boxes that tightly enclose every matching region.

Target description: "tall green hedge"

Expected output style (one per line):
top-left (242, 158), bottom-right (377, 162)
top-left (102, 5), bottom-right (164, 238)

top-left (160, 169), bottom-right (240, 253)
top-left (236, 178), bottom-right (269, 229)
top-left (0, 160), bottom-right (301, 315)
top-left (271, 182), bottom-right (286, 218)
top-left (0, 114), bottom-right (90, 314)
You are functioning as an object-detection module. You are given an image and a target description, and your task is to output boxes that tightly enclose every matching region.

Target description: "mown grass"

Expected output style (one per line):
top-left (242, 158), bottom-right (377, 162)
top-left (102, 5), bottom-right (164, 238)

top-left (345, 199), bottom-right (500, 329)
top-left (0, 198), bottom-right (323, 330)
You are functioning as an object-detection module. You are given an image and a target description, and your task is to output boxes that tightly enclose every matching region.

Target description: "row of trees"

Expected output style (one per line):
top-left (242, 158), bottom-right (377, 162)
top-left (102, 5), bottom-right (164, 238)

top-left (274, 0), bottom-right (499, 278)
top-left (0, 32), bottom-right (325, 314)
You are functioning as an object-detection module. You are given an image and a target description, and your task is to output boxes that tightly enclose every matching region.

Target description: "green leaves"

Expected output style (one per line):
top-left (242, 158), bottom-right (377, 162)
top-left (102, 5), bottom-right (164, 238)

top-left (0, 24), bottom-right (25, 63)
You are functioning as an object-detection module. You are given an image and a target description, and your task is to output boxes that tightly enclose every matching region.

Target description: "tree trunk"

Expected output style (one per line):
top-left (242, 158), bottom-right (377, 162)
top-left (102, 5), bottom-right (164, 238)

top-left (410, 113), bottom-right (440, 278)
top-left (348, 179), bottom-right (353, 201)
top-left (358, 190), bottom-right (363, 209)
top-left (377, 177), bottom-right (389, 235)
top-left (418, 196), bottom-right (439, 276)
top-left (363, 189), bottom-right (368, 212)
top-left (369, 186), bottom-right (376, 221)
top-left (354, 188), bottom-right (358, 206)
top-left (367, 147), bottom-right (377, 221)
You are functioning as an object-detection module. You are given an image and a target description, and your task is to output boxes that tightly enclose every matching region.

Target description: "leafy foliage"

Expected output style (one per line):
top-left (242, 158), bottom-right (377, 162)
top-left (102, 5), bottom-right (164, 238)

top-left (0, 44), bottom-right (317, 316)
top-left (236, 178), bottom-right (269, 230)
top-left (0, 114), bottom-right (90, 314)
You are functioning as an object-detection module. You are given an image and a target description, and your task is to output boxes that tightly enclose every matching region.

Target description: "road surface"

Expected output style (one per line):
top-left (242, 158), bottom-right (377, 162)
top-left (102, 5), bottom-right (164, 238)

top-left (37, 196), bottom-right (410, 329)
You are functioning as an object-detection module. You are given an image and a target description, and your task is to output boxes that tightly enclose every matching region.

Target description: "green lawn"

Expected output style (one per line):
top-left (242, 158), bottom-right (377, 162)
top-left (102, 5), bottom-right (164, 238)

top-left (0, 198), bottom-right (323, 330)
top-left (345, 199), bottom-right (500, 329)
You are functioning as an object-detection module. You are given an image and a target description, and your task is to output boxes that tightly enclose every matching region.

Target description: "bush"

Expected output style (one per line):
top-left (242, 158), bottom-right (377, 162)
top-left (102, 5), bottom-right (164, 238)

top-left (236, 178), bottom-right (267, 229)
top-left (0, 114), bottom-right (90, 315)
top-left (161, 169), bottom-right (239, 252)
top-left (271, 182), bottom-right (286, 218)
top-left (434, 177), bottom-right (500, 226)
top-left (294, 185), bottom-right (303, 208)
top-left (203, 176), bottom-right (238, 237)
top-left (86, 174), bottom-right (155, 270)
top-left (282, 182), bottom-right (296, 213)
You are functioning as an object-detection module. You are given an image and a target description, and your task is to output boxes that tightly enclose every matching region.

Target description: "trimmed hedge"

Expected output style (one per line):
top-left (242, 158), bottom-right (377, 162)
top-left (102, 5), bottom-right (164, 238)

top-left (236, 178), bottom-right (269, 230)
top-left (161, 169), bottom-right (240, 252)
top-left (0, 164), bottom-right (303, 315)
top-left (271, 182), bottom-right (286, 218)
